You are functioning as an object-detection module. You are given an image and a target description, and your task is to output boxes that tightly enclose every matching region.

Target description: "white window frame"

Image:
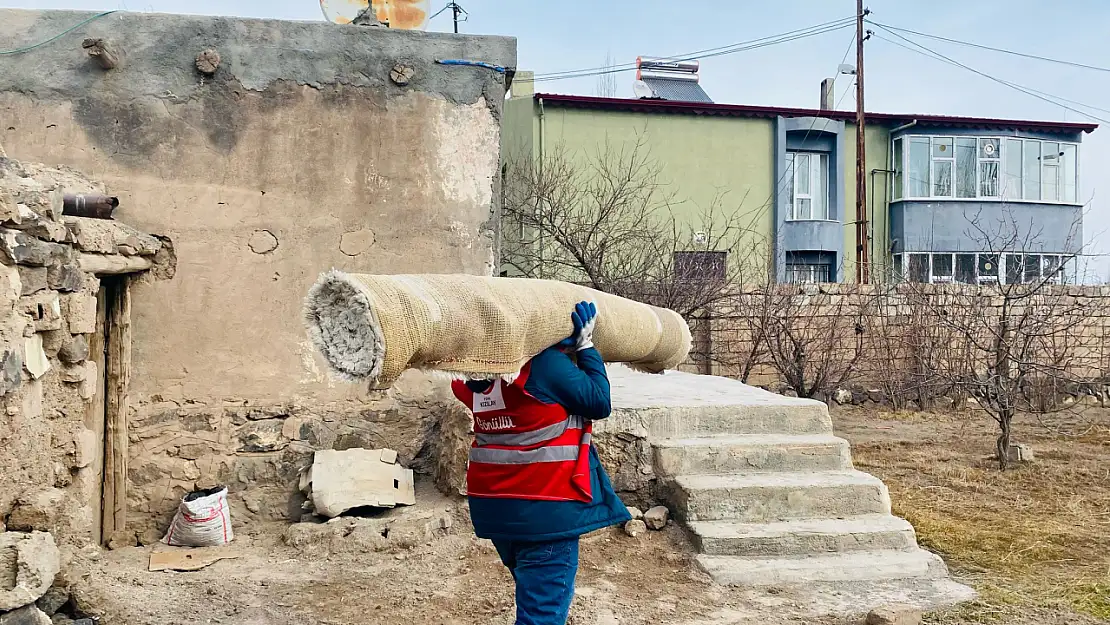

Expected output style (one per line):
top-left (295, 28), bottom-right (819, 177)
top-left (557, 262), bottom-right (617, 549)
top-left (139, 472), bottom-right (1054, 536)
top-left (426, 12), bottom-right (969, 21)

top-left (786, 150), bottom-right (830, 221)
top-left (893, 252), bottom-right (1073, 284)
top-left (891, 134), bottom-right (1080, 204)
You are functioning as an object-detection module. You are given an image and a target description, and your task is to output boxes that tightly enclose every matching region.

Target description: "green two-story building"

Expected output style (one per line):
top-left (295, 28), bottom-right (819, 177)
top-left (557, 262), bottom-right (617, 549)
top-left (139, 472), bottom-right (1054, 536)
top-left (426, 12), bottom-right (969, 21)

top-left (501, 71), bottom-right (1095, 285)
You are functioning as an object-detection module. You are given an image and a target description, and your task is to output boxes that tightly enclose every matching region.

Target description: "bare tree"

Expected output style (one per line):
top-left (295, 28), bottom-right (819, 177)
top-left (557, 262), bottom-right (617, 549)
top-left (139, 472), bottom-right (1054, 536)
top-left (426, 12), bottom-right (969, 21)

top-left (595, 52), bottom-right (618, 98)
top-left (761, 282), bottom-right (868, 399)
top-left (501, 138), bottom-right (765, 319)
top-left (900, 209), bottom-right (1104, 469)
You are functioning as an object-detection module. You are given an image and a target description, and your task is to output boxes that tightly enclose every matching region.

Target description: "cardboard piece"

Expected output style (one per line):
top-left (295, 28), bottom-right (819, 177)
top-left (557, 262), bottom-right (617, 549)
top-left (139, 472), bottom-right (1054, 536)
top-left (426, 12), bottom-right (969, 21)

top-left (148, 546), bottom-right (239, 572)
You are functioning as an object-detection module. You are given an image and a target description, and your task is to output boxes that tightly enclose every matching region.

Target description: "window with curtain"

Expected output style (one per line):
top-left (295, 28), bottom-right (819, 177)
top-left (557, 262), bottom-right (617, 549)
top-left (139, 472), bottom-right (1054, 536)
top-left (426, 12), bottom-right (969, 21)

top-left (786, 151), bottom-right (829, 220)
top-left (932, 137), bottom-right (954, 197)
top-left (979, 138), bottom-right (1000, 197)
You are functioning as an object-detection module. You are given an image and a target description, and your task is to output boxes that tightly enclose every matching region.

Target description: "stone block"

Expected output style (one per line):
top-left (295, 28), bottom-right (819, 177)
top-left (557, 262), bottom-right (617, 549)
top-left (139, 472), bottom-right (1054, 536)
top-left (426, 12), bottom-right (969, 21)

top-left (304, 448), bottom-right (415, 518)
top-left (622, 519), bottom-right (646, 537)
top-left (65, 218), bottom-right (160, 255)
top-left (1005, 443), bottom-right (1034, 463)
top-left (10, 208), bottom-right (68, 242)
top-left (78, 362), bottom-right (97, 399)
top-left (35, 586), bottom-right (70, 616)
top-left (73, 428), bottom-right (97, 468)
top-left (0, 230), bottom-right (64, 267)
top-left (59, 364), bottom-right (86, 384)
top-left (643, 505), bottom-right (670, 530)
top-left (1, 604), bottom-right (52, 625)
top-left (23, 334), bottom-right (50, 379)
top-left (0, 263), bottom-right (21, 310)
top-left (237, 420), bottom-right (288, 453)
top-left (17, 266), bottom-right (47, 296)
top-left (57, 336), bottom-right (88, 364)
top-left (47, 261), bottom-right (83, 293)
top-left (23, 293), bottom-right (62, 333)
top-left (0, 531), bottom-right (61, 611)
top-left (6, 488), bottom-right (66, 533)
top-left (866, 604), bottom-right (923, 625)
top-left (0, 349), bottom-right (22, 396)
top-left (63, 294), bottom-right (97, 334)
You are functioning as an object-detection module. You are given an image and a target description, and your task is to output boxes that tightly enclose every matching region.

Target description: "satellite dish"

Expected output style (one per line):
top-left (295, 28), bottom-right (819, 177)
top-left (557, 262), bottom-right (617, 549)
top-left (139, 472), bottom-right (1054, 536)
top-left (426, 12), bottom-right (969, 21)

top-left (632, 80), bottom-right (655, 99)
top-left (320, 0), bottom-right (431, 29)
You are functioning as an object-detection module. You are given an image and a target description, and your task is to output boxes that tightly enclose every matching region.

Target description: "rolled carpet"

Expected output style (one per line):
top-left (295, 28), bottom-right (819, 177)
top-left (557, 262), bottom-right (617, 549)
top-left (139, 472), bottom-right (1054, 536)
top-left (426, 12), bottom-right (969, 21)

top-left (304, 270), bottom-right (692, 389)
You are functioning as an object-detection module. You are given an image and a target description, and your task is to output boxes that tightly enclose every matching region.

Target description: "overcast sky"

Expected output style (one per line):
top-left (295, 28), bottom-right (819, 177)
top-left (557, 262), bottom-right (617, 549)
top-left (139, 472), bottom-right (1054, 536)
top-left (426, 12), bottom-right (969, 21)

top-left (7, 0), bottom-right (1110, 280)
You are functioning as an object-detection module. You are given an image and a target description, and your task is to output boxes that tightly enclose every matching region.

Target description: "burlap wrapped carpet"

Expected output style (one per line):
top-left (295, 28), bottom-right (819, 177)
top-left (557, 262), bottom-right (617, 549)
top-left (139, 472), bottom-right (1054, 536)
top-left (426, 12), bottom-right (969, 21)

top-left (304, 271), bottom-right (692, 389)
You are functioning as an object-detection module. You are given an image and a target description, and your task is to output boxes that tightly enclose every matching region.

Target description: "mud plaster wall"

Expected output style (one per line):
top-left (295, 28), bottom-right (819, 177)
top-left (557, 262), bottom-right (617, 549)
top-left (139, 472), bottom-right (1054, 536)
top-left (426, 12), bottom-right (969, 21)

top-left (0, 10), bottom-right (515, 536)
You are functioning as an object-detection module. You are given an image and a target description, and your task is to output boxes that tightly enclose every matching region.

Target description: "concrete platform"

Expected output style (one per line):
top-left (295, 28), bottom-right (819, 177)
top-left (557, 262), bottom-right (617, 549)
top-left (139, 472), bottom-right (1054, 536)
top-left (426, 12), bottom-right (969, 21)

top-left (603, 367), bottom-right (833, 438)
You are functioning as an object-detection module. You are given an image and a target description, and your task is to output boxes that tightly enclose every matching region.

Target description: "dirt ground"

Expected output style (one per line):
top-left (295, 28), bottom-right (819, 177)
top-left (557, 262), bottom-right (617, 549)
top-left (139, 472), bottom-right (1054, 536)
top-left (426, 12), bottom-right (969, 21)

top-left (833, 403), bottom-right (1110, 625)
top-left (68, 481), bottom-right (848, 625)
top-left (65, 404), bottom-right (1110, 625)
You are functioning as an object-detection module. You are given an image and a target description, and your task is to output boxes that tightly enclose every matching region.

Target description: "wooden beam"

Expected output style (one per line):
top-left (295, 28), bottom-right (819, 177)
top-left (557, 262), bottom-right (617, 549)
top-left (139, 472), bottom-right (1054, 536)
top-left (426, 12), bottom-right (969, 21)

top-left (88, 288), bottom-right (107, 544)
top-left (79, 253), bottom-right (152, 276)
top-left (102, 277), bottom-right (131, 543)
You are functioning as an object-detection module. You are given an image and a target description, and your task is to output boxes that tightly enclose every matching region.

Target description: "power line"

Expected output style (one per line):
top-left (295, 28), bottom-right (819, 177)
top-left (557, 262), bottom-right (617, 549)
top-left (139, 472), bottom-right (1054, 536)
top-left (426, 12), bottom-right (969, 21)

top-left (870, 26), bottom-right (1110, 126)
top-left (532, 16), bottom-right (856, 83)
top-left (534, 16), bottom-right (853, 79)
top-left (870, 21), bottom-right (1110, 75)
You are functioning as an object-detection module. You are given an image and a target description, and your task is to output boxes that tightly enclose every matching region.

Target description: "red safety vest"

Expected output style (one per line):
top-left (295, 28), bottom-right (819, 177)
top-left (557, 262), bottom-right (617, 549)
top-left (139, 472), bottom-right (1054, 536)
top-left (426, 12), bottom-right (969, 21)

top-left (451, 362), bottom-right (593, 503)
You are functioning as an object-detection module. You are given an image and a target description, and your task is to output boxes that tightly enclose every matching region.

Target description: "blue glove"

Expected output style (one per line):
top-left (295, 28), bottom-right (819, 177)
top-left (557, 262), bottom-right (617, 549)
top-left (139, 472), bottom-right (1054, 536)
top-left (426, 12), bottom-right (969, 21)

top-left (557, 301), bottom-right (598, 351)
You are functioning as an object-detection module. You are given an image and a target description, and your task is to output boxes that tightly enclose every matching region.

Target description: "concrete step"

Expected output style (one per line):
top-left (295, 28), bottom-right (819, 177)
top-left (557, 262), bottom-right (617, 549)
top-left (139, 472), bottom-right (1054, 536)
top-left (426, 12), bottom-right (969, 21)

top-left (688, 515), bottom-right (917, 557)
top-left (678, 579), bottom-right (977, 622)
top-left (606, 367), bottom-right (833, 438)
top-left (653, 434), bottom-right (852, 476)
top-left (695, 549), bottom-right (950, 586)
top-left (670, 470), bottom-right (891, 522)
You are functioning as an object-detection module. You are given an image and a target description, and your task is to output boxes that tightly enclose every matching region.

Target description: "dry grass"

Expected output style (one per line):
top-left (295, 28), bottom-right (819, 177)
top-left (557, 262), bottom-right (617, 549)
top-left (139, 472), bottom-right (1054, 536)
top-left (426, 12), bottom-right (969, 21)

top-left (834, 406), bottom-right (1110, 624)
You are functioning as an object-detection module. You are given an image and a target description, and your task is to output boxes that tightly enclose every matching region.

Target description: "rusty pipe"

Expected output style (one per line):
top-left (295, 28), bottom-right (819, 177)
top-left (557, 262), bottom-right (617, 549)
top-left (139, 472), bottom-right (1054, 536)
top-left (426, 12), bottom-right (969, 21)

top-left (63, 194), bottom-right (118, 219)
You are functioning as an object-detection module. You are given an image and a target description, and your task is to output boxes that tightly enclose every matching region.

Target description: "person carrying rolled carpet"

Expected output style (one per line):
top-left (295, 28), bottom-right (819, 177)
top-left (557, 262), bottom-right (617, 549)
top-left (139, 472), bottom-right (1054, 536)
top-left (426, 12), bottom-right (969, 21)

top-left (451, 301), bottom-right (631, 625)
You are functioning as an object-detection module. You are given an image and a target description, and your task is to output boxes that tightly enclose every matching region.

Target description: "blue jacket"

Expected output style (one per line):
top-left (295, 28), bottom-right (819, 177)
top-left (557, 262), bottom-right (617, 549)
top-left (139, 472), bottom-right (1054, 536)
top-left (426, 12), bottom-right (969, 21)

top-left (465, 347), bottom-right (631, 542)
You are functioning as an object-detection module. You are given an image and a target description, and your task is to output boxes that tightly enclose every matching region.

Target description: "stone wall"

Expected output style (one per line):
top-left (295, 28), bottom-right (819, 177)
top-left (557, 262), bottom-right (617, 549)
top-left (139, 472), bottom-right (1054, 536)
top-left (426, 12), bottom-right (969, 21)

top-left (686, 282), bottom-right (1110, 403)
top-left (0, 157), bottom-right (166, 545)
top-left (0, 10), bottom-right (515, 535)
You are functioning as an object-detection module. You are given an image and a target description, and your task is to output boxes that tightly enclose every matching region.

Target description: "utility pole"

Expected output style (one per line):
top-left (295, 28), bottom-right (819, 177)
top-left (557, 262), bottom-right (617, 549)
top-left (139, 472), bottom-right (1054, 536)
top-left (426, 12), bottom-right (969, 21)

top-left (449, 2), bottom-right (467, 33)
top-left (855, 0), bottom-right (871, 283)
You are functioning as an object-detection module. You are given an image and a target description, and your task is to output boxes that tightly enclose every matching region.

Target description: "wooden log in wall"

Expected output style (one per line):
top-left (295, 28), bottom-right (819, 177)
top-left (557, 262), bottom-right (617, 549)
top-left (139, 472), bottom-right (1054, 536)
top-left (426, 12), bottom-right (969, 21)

top-left (102, 276), bottom-right (131, 543)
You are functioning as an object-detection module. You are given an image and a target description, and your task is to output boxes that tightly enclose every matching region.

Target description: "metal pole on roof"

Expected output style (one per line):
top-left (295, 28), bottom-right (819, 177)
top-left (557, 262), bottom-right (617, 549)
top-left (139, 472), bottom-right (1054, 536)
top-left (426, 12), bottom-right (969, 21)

top-left (855, 0), bottom-right (872, 283)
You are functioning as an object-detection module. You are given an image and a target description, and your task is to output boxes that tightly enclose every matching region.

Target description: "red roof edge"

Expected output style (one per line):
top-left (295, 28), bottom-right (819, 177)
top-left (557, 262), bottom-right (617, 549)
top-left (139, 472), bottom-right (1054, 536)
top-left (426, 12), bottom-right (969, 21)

top-left (533, 93), bottom-right (1098, 135)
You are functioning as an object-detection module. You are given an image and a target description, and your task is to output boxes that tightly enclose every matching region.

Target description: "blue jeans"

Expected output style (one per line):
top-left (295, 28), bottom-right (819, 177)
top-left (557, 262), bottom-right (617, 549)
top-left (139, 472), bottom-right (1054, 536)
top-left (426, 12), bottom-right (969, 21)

top-left (492, 537), bottom-right (580, 625)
